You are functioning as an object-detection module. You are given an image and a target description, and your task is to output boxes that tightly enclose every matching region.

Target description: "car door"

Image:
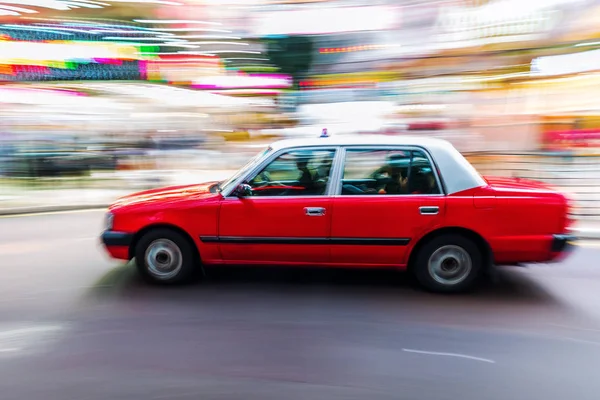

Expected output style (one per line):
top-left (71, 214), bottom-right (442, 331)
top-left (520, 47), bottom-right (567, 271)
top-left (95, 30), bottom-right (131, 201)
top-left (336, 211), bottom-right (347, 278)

top-left (217, 147), bottom-right (337, 265)
top-left (330, 147), bottom-right (446, 266)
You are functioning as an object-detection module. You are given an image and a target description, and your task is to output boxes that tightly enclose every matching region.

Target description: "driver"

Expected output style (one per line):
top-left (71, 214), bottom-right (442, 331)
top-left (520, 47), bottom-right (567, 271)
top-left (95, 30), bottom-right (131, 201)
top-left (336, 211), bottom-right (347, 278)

top-left (315, 158), bottom-right (332, 182)
top-left (297, 158), bottom-right (314, 189)
top-left (251, 154), bottom-right (316, 194)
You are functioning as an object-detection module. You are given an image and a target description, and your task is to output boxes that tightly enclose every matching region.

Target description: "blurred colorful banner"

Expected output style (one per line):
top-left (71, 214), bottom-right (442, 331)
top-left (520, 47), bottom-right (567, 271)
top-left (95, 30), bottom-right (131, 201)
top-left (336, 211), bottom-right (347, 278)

top-left (543, 129), bottom-right (600, 151)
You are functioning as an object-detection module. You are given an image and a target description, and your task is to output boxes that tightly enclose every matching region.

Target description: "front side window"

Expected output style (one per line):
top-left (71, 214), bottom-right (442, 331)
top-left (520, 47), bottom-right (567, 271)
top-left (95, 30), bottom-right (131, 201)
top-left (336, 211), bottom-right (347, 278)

top-left (220, 147), bottom-right (272, 194)
top-left (341, 148), bottom-right (440, 195)
top-left (244, 149), bottom-right (336, 197)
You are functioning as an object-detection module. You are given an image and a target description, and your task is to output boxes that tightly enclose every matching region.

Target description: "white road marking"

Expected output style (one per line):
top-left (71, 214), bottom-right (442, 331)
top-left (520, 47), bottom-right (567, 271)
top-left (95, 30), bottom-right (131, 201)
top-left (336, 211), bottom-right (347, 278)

top-left (402, 348), bottom-right (495, 363)
top-left (0, 326), bottom-right (64, 338)
top-left (0, 324), bottom-right (66, 354)
top-left (551, 336), bottom-right (600, 347)
top-left (547, 323), bottom-right (600, 333)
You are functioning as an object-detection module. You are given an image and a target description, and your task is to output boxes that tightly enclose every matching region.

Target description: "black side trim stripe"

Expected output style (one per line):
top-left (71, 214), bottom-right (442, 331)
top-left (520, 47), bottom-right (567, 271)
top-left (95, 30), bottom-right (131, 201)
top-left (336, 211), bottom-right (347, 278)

top-left (200, 236), bottom-right (410, 246)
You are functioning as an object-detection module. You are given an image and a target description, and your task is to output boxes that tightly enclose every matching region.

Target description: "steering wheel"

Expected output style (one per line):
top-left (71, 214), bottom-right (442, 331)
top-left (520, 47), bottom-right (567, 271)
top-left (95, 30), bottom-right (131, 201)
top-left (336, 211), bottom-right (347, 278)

top-left (252, 171), bottom-right (285, 188)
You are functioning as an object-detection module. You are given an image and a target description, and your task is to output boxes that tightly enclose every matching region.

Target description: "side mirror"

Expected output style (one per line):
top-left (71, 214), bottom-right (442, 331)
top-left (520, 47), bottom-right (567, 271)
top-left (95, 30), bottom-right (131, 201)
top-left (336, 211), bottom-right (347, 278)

top-left (234, 183), bottom-right (253, 197)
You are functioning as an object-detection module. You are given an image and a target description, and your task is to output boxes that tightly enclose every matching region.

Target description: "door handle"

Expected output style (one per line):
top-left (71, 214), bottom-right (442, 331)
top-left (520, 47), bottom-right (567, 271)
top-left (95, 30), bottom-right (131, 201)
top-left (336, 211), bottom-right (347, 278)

top-left (419, 206), bottom-right (439, 215)
top-left (304, 207), bottom-right (326, 216)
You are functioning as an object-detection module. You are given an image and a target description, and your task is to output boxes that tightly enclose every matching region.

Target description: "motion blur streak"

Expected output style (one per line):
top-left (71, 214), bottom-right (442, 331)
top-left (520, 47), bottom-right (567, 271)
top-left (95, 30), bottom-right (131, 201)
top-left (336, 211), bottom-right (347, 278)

top-left (401, 348), bottom-right (496, 364)
top-left (2, 0), bottom-right (600, 398)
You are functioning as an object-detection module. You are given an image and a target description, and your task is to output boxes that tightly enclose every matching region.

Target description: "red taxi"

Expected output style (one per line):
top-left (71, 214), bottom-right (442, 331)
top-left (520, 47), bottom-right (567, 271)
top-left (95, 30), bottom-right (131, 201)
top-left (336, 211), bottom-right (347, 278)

top-left (101, 135), bottom-right (576, 293)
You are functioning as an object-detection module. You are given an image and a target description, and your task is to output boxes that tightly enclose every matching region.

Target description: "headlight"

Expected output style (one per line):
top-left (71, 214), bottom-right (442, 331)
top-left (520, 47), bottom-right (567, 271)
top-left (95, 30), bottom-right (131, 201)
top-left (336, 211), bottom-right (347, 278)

top-left (105, 212), bottom-right (114, 231)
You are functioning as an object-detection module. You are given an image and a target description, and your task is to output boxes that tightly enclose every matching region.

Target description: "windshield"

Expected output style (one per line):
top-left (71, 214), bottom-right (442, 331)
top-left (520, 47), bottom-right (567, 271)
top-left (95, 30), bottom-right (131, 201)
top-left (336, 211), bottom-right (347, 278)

top-left (219, 147), bottom-right (272, 194)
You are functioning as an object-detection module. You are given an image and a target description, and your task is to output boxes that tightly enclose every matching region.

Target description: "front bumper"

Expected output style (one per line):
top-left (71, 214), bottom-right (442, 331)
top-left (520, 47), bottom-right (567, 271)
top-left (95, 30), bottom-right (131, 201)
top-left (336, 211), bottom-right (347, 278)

top-left (101, 230), bottom-right (134, 247)
top-left (100, 231), bottom-right (134, 260)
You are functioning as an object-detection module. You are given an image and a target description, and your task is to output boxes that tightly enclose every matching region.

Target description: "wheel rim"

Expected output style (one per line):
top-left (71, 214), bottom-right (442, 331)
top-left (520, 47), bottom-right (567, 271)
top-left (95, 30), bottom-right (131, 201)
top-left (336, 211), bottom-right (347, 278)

top-left (144, 238), bottom-right (183, 280)
top-left (427, 245), bottom-right (472, 286)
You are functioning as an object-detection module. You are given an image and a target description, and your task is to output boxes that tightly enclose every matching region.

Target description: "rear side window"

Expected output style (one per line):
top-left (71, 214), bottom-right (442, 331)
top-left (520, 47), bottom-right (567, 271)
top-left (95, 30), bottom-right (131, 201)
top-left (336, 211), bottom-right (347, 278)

top-left (341, 148), bottom-right (441, 195)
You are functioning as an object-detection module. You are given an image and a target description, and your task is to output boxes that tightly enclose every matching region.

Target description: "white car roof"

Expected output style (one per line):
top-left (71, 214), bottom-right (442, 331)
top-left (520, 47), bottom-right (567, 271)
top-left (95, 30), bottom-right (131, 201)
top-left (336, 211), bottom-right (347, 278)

top-left (270, 135), bottom-right (486, 195)
top-left (270, 135), bottom-right (450, 151)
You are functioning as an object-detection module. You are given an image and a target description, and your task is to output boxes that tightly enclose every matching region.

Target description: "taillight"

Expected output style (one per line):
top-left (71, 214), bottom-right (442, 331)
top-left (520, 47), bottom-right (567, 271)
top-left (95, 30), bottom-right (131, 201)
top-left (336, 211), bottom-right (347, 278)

top-left (565, 213), bottom-right (575, 230)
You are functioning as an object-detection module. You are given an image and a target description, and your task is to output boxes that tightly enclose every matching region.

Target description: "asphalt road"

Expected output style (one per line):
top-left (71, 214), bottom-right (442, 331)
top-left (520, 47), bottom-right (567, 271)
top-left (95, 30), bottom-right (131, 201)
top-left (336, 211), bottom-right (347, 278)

top-left (1, 210), bottom-right (600, 400)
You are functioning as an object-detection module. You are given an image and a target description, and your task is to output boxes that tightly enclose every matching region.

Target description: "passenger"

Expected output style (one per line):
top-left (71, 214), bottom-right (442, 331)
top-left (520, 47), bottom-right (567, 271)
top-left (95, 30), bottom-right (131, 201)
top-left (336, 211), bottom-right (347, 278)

top-left (296, 157), bottom-right (319, 194)
top-left (371, 154), bottom-right (409, 194)
top-left (410, 171), bottom-right (436, 194)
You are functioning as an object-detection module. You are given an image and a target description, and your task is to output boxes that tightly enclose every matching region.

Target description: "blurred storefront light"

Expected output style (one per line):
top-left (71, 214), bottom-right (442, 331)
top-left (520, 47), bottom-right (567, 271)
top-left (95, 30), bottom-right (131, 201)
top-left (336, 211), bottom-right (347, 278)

top-left (175, 50), bottom-right (260, 55)
top-left (0, 0), bottom-right (104, 13)
top-left (531, 49), bottom-right (600, 76)
top-left (252, 6), bottom-right (399, 36)
top-left (300, 71), bottom-right (396, 89)
top-left (0, 40), bottom-right (139, 63)
top-left (319, 44), bottom-right (390, 54)
top-left (192, 74), bottom-right (291, 89)
top-left (145, 55), bottom-right (224, 83)
top-left (575, 41), bottom-right (600, 47)
top-left (0, 0), bottom-right (183, 15)
top-left (0, 88), bottom-right (83, 104)
top-left (435, 0), bottom-right (562, 49)
top-left (133, 19), bottom-right (222, 25)
top-left (103, 0), bottom-right (183, 5)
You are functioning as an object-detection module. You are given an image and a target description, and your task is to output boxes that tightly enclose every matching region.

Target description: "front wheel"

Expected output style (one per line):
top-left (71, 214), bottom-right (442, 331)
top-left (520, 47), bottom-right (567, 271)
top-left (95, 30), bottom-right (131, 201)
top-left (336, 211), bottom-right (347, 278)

top-left (134, 229), bottom-right (198, 285)
top-left (413, 234), bottom-right (483, 293)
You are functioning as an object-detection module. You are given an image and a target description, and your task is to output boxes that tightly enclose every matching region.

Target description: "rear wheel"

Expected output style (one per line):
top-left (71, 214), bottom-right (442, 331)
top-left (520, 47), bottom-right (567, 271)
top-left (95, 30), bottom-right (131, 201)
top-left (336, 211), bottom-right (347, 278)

top-left (134, 228), bottom-right (198, 285)
top-left (413, 234), bottom-right (483, 293)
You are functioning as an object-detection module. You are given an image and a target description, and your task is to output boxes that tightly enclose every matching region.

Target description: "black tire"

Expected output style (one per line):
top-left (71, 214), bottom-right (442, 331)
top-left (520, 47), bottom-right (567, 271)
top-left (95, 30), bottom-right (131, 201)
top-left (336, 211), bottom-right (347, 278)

top-left (413, 234), bottom-right (483, 293)
top-left (134, 228), bottom-right (199, 285)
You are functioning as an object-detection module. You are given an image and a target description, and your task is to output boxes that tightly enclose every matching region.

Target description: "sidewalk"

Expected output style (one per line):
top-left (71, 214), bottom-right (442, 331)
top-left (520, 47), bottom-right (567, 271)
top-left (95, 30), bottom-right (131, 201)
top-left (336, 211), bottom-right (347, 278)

top-left (0, 169), bottom-right (235, 215)
top-left (0, 188), bottom-right (130, 215)
top-left (569, 221), bottom-right (600, 240)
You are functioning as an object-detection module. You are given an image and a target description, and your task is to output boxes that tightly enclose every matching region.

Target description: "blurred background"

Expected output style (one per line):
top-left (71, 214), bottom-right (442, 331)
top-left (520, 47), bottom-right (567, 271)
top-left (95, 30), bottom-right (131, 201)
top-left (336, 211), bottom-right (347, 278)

top-left (1, 0), bottom-right (600, 223)
top-left (4, 3), bottom-right (600, 398)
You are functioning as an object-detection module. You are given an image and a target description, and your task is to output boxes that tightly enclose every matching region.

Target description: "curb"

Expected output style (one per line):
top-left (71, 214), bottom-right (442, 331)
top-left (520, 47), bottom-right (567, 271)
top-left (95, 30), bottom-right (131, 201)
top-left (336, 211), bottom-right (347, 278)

top-left (0, 204), bottom-right (109, 216)
top-left (571, 229), bottom-right (600, 240)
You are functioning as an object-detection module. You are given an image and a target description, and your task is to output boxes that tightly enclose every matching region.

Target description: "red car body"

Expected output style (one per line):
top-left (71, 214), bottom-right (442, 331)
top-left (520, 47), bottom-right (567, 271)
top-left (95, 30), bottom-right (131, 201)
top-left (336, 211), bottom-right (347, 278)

top-left (101, 136), bottom-right (576, 292)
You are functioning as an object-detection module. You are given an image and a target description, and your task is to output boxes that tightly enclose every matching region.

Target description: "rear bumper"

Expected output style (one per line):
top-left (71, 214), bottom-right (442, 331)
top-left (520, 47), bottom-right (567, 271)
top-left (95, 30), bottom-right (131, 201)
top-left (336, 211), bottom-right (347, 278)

top-left (549, 234), bottom-right (577, 262)
top-left (551, 234), bottom-right (577, 253)
top-left (100, 230), bottom-right (134, 260)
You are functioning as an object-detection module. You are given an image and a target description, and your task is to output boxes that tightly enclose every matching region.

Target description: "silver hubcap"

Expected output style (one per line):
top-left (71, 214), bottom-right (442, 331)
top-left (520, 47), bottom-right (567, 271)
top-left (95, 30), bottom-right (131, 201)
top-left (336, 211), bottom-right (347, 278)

top-left (144, 238), bottom-right (183, 280)
top-left (427, 245), bottom-right (472, 286)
